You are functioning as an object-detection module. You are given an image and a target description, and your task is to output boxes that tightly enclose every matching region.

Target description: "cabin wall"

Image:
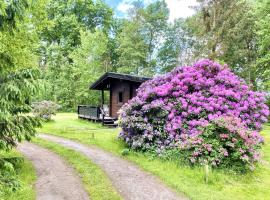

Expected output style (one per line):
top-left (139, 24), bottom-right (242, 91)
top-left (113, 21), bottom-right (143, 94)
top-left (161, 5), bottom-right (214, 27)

top-left (110, 80), bottom-right (129, 118)
top-left (110, 80), bottom-right (141, 118)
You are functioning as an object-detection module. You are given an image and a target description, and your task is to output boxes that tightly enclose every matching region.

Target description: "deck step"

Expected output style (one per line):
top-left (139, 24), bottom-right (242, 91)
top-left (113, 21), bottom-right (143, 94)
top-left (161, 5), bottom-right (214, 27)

top-left (103, 120), bottom-right (115, 124)
top-left (104, 123), bottom-right (118, 128)
top-left (103, 117), bottom-right (118, 128)
top-left (103, 120), bottom-right (117, 124)
top-left (78, 114), bottom-right (118, 128)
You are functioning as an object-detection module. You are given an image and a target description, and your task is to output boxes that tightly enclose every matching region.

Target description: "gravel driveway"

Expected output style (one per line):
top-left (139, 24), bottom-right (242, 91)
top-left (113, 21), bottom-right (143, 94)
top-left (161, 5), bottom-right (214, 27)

top-left (39, 134), bottom-right (187, 200)
top-left (17, 142), bottom-right (89, 200)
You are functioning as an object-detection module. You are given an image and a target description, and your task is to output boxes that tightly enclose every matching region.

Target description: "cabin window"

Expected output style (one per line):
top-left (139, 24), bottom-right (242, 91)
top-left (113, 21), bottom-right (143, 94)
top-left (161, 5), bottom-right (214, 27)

top-left (118, 91), bottom-right (123, 103)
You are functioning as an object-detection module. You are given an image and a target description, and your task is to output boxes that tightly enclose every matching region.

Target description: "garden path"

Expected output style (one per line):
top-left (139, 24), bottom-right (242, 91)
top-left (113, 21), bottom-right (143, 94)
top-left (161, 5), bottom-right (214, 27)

top-left (39, 134), bottom-right (187, 200)
top-left (17, 142), bottom-right (89, 200)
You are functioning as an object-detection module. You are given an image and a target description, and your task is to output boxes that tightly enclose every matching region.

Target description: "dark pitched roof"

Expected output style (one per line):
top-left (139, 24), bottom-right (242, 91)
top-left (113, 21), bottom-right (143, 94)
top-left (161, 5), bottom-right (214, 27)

top-left (90, 72), bottom-right (151, 90)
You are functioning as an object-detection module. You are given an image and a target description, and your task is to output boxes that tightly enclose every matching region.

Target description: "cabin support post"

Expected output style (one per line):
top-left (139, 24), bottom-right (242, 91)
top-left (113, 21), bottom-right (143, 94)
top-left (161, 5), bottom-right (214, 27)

top-left (101, 89), bottom-right (104, 126)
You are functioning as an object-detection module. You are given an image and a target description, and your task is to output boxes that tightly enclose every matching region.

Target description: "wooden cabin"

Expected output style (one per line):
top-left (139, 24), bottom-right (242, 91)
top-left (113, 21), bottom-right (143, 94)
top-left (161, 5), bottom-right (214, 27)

top-left (78, 72), bottom-right (150, 126)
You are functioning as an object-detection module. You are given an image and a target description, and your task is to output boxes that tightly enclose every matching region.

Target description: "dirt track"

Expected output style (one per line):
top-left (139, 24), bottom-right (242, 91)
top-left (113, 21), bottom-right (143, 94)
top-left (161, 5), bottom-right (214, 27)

top-left (39, 134), bottom-right (187, 200)
top-left (17, 142), bottom-right (89, 200)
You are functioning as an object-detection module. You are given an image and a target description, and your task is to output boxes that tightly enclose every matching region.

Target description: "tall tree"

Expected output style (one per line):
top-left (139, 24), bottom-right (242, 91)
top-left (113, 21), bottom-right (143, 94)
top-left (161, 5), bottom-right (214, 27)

top-left (0, 0), bottom-right (45, 151)
top-left (116, 0), bottom-right (169, 76)
top-left (116, 19), bottom-right (147, 74)
top-left (157, 19), bottom-right (196, 73)
top-left (69, 30), bottom-right (110, 108)
top-left (255, 0), bottom-right (270, 90)
top-left (38, 0), bottom-right (113, 110)
top-left (40, 0), bottom-right (112, 65)
top-left (141, 0), bottom-right (169, 73)
top-left (188, 0), bottom-right (259, 87)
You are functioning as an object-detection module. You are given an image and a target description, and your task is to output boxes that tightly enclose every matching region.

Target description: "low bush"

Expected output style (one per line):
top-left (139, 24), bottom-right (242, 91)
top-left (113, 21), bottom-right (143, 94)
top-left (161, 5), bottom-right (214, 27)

top-left (32, 101), bottom-right (60, 121)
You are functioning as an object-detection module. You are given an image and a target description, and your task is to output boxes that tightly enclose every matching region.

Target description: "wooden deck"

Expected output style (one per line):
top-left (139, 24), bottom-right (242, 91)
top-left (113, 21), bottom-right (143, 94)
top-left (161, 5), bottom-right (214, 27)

top-left (78, 105), bottom-right (117, 127)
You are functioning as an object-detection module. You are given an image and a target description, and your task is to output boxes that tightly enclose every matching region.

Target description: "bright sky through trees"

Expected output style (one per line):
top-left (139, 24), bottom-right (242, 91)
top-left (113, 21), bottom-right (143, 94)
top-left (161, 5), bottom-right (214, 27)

top-left (106, 0), bottom-right (198, 20)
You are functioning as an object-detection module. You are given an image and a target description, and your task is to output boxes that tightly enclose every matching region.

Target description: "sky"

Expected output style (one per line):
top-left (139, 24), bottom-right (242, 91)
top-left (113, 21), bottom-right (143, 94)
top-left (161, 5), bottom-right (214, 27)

top-left (105, 0), bottom-right (198, 22)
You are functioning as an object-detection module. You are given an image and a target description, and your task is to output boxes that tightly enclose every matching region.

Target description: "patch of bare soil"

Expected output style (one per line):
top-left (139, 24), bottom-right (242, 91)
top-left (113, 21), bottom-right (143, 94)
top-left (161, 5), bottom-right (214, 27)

top-left (17, 142), bottom-right (89, 200)
top-left (39, 134), bottom-right (187, 200)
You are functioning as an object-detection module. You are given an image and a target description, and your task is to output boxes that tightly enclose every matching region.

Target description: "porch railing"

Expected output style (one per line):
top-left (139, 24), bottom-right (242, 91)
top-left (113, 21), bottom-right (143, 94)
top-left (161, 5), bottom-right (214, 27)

top-left (77, 105), bottom-right (101, 120)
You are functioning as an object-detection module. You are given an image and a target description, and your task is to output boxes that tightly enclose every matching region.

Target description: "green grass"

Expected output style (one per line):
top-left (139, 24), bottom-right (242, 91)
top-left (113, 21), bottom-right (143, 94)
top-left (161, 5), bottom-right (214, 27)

top-left (33, 138), bottom-right (121, 200)
top-left (0, 150), bottom-right (36, 200)
top-left (38, 113), bottom-right (270, 200)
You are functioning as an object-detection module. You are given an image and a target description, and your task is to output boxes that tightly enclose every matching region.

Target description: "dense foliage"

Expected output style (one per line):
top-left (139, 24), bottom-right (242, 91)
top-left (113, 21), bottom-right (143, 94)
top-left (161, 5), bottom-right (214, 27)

top-left (37, 0), bottom-right (113, 110)
top-left (0, 69), bottom-right (41, 150)
top-left (0, 0), bottom-right (43, 151)
top-left (188, 1), bottom-right (257, 82)
top-left (255, 0), bottom-right (270, 90)
top-left (119, 60), bottom-right (269, 168)
top-left (0, 156), bottom-right (23, 193)
top-left (0, 0), bottom-right (44, 191)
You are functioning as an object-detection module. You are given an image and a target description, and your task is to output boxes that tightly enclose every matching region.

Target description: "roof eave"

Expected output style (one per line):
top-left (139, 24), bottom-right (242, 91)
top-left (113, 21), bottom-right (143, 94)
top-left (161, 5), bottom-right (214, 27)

top-left (89, 72), bottom-right (151, 90)
top-left (89, 72), bottom-right (110, 90)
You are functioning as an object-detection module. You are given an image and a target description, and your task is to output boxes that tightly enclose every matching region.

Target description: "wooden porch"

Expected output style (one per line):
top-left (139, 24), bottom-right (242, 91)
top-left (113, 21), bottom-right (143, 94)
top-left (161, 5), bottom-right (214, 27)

top-left (77, 105), bottom-right (117, 127)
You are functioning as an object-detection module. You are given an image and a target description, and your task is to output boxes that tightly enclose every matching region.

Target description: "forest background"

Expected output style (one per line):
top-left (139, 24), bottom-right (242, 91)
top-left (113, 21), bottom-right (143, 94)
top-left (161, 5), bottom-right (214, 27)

top-left (1, 0), bottom-right (269, 111)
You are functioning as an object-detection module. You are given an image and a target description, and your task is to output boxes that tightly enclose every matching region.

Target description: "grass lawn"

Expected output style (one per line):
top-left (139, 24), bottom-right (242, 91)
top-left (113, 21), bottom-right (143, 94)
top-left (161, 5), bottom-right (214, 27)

top-left (33, 138), bottom-right (121, 200)
top-left (38, 113), bottom-right (270, 200)
top-left (0, 150), bottom-right (36, 200)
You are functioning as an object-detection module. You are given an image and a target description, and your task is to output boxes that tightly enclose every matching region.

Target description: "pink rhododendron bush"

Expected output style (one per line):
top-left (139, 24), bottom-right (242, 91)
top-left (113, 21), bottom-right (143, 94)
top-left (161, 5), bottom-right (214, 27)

top-left (119, 59), bottom-right (269, 169)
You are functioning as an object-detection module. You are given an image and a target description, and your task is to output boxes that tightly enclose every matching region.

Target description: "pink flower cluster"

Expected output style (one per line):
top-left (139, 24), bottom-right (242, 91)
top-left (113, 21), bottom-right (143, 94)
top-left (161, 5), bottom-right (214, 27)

top-left (180, 116), bottom-right (264, 169)
top-left (119, 59), bottom-right (269, 152)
